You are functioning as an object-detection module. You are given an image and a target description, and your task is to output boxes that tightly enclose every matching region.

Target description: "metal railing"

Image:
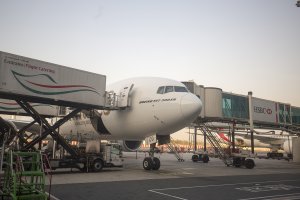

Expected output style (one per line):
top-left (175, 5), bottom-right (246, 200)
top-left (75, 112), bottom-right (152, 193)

top-left (199, 125), bottom-right (233, 166)
top-left (167, 137), bottom-right (184, 162)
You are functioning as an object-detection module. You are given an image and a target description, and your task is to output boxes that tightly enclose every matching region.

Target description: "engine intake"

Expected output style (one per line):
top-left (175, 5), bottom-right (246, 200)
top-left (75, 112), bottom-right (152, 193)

top-left (119, 140), bottom-right (142, 151)
top-left (0, 117), bottom-right (17, 147)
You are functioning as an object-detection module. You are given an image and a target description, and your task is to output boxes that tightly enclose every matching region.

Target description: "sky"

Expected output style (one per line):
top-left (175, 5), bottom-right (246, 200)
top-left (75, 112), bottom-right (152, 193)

top-left (1, 0), bottom-right (300, 106)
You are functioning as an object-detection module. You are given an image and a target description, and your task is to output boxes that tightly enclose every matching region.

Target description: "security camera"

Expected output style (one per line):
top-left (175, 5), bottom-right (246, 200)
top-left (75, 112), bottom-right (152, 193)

top-left (297, 0), bottom-right (300, 7)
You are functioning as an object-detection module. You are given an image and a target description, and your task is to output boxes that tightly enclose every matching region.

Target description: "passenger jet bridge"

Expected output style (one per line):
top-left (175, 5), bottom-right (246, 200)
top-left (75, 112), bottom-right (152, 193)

top-left (182, 81), bottom-right (300, 160)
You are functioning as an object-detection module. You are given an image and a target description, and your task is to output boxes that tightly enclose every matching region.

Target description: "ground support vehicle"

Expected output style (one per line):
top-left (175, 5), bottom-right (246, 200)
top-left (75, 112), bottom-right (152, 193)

top-left (266, 151), bottom-right (284, 159)
top-left (191, 151), bottom-right (210, 163)
top-left (49, 142), bottom-right (123, 172)
top-left (231, 153), bottom-right (255, 169)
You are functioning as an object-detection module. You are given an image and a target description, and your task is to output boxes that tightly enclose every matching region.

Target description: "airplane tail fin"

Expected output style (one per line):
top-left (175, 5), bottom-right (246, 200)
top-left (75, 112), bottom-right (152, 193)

top-left (218, 133), bottom-right (231, 143)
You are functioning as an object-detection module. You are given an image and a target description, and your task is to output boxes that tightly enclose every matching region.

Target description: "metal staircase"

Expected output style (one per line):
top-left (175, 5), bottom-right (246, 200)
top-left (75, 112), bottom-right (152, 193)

top-left (167, 137), bottom-right (184, 162)
top-left (1, 151), bottom-right (47, 200)
top-left (42, 153), bottom-right (53, 200)
top-left (199, 125), bottom-right (233, 166)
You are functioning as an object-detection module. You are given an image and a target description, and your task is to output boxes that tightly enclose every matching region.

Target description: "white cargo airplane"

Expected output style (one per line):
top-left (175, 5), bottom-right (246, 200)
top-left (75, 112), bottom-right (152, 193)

top-left (53, 77), bottom-right (202, 170)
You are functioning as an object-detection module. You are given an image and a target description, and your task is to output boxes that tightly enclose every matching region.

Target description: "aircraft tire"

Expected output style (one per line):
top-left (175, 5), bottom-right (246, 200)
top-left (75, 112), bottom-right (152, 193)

top-left (92, 159), bottom-right (104, 172)
top-left (192, 155), bottom-right (198, 162)
top-left (202, 155), bottom-right (209, 163)
top-left (79, 163), bottom-right (87, 172)
top-left (233, 157), bottom-right (242, 168)
top-left (152, 157), bottom-right (160, 170)
top-left (143, 157), bottom-right (153, 170)
top-left (245, 159), bottom-right (255, 169)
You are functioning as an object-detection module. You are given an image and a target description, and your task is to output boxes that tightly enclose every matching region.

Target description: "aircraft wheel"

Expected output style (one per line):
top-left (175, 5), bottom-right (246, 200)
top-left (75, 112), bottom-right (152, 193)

top-left (152, 157), bottom-right (160, 170)
top-left (79, 167), bottom-right (87, 172)
top-left (202, 155), bottom-right (209, 163)
top-left (192, 155), bottom-right (199, 162)
top-left (143, 157), bottom-right (153, 170)
top-left (79, 163), bottom-right (87, 172)
top-left (233, 157), bottom-right (242, 168)
top-left (245, 159), bottom-right (255, 169)
top-left (92, 159), bottom-right (103, 172)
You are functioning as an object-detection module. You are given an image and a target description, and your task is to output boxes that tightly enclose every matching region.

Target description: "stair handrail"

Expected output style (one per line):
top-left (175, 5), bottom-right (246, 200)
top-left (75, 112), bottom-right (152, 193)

top-left (200, 124), bottom-right (232, 166)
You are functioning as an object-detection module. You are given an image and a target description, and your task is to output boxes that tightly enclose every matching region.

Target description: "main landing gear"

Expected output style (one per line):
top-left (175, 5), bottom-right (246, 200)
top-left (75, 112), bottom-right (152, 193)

top-left (143, 143), bottom-right (161, 170)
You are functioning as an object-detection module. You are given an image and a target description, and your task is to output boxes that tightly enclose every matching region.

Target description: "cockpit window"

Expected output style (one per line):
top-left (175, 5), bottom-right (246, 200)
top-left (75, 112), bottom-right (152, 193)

top-left (165, 86), bottom-right (174, 93)
top-left (157, 86), bottom-right (165, 94)
top-left (174, 86), bottom-right (188, 92)
top-left (157, 85), bottom-right (189, 94)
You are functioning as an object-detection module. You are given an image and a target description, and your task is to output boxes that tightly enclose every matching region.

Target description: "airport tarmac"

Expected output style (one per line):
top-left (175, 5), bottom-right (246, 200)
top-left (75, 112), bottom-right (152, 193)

top-left (47, 152), bottom-right (300, 200)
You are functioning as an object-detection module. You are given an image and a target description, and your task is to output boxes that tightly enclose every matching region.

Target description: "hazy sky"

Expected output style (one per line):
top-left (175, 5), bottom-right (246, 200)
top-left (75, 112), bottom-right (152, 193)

top-left (1, 0), bottom-right (300, 106)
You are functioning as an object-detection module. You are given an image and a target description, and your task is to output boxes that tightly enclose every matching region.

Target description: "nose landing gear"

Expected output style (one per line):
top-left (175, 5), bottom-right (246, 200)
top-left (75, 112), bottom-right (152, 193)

top-left (143, 156), bottom-right (160, 170)
top-left (143, 143), bottom-right (161, 170)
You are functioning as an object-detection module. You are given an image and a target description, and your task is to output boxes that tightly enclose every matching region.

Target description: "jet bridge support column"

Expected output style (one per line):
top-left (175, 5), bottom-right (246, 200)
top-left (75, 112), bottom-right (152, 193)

top-left (250, 132), bottom-right (254, 154)
top-left (194, 127), bottom-right (197, 152)
top-left (231, 122), bottom-right (236, 152)
top-left (248, 91), bottom-right (255, 154)
top-left (203, 129), bottom-right (207, 152)
top-left (16, 100), bottom-right (82, 156)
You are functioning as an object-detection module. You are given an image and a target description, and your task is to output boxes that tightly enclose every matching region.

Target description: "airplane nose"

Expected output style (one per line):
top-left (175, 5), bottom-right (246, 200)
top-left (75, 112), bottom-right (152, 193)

top-left (180, 94), bottom-right (202, 120)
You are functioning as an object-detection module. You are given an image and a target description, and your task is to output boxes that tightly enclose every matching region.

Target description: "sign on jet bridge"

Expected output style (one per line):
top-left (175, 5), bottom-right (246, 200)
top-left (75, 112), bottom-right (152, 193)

top-left (252, 97), bottom-right (278, 124)
top-left (0, 51), bottom-right (106, 108)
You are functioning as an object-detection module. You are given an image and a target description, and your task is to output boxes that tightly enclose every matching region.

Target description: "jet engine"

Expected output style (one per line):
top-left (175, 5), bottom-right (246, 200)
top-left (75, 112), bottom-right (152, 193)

top-left (119, 140), bottom-right (142, 151)
top-left (0, 117), bottom-right (17, 147)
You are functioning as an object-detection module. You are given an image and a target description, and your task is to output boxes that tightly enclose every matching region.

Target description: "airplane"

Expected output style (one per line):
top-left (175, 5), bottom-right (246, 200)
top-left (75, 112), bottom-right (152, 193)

top-left (217, 132), bottom-right (294, 155)
top-left (1, 77), bottom-right (202, 170)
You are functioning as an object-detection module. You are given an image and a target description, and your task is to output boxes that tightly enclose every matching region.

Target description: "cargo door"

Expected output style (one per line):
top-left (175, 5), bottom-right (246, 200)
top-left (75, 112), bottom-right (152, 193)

top-left (118, 84), bottom-right (134, 108)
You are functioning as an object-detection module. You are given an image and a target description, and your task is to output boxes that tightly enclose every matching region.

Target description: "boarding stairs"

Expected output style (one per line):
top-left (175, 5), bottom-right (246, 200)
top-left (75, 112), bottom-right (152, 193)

top-left (167, 137), bottom-right (184, 162)
top-left (1, 151), bottom-right (48, 200)
top-left (199, 125), bottom-right (233, 166)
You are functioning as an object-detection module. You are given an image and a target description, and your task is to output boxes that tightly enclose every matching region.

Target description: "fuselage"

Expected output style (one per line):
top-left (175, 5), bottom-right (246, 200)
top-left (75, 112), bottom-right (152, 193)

top-left (60, 77), bottom-right (202, 141)
top-left (218, 132), bottom-right (293, 154)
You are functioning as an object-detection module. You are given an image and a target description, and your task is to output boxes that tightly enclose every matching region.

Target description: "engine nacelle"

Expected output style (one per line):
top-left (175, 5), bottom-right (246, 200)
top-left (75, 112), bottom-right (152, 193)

top-left (119, 140), bottom-right (142, 152)
top-left (0, 117), bottom-right (17, 147)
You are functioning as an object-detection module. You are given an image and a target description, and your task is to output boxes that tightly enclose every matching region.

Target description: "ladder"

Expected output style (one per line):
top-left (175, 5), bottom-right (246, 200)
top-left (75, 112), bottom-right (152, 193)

top-left (167, 137), bottom-right (184, 162)
top-left (2, 151), bottom-right (47, 200)
top-left (199, 125), bottom-right (233, 166)
top-left (42, 154), bottom-right (53, 200)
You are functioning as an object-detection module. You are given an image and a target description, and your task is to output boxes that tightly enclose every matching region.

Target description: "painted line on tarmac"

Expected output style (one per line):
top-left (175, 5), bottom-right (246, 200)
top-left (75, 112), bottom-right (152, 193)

top-left (148, 179), bottom-right (299, 200)
top-left (149, 179), bottom-right (299, 191)
top-left (148, 190), bottom-right (188, 200)
top-left (238, 192), bottom-right (300, 200)
top-left (46, 192), bottom-right (61, 200)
